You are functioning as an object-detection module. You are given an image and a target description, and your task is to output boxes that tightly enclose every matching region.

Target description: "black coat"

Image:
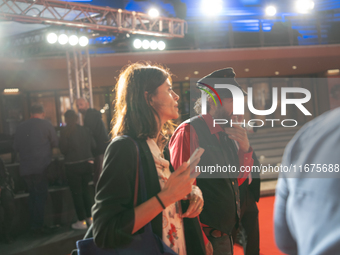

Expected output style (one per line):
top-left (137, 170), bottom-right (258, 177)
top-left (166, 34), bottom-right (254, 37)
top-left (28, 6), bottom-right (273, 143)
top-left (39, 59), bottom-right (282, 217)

top-left (88, 136), bottom-right (205, 255)
top-left (186, 116), bottom-right (241, 235)
top-left (59, 124), bottom-right (95, 164)
top-left (83, 109), bottom-right (109, 157)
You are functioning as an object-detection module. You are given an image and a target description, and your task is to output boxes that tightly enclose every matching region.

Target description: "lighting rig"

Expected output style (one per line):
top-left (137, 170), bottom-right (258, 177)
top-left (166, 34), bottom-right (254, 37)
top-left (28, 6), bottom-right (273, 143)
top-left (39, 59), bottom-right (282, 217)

top-left (0, 0), bottom-right (186, 107)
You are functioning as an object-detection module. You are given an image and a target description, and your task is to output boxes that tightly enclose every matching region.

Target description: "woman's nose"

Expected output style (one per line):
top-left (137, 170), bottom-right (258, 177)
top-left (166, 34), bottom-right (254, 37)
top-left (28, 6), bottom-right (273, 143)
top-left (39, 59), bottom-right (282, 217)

top-left (172, 91), bottom-right (179, 101)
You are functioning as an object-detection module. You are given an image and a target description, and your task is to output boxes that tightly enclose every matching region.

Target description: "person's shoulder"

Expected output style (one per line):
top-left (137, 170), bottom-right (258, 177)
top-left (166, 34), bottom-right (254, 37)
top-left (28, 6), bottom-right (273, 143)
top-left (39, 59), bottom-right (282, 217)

top-left (77, 124), bottom-right (88, 131)
top-left (86, 108), bottom-right (101, 117)
top-left (38, 119), bottom-right (55, 129)
top-left (84, 108), bottom-right (103, 123)
top-left (16, 118), bottom-right (43, 129)
top-left (78, 125), bottom-right (93, 135)
top-left (312, 107), bottom-right (340, 133)
top-left (106, 136), bottom-right (138, 154)
top-left (293, 108), bottom-right (340, 141)
top-left (173, 119), bottom-right (193, 133)
top-left (16, 119), bottom-right (28, 130)
top-left (281, 108), bottom-right (340, 172)
top-left (173, 116), bottom-right (201, 135)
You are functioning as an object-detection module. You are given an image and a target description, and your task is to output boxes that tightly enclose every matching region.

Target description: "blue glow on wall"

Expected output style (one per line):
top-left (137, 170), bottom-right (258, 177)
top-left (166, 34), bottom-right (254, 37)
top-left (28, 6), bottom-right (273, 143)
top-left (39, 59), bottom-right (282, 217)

top-left (240, 0), bottom-right (261, 5)
top-left (60, 0), bottom-right (340, 47)
top-left (61, 0), bottom-right (92, 2)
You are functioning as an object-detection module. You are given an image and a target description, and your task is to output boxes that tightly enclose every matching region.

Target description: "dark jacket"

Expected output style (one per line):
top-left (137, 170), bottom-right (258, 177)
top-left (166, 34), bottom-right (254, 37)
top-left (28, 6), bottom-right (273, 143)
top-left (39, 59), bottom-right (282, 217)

top-left (13, 118), bottom-right (58, 176)
top-left (84, 109), bottom-right (109, 157)
top-left (186, 116), bottom-right (241, 236)
top-left (90, 136), bottom-right (205, 255)
top-left (59, 124), bottom-right (96, 164)
top-left (247, 152), bottom-right (261, 202)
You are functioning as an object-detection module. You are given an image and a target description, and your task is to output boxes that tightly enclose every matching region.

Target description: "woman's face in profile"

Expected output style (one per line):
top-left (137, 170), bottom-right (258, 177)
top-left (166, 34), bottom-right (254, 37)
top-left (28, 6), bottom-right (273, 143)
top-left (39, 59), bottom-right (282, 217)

top-left (150, 79), bottom-right (180, 122)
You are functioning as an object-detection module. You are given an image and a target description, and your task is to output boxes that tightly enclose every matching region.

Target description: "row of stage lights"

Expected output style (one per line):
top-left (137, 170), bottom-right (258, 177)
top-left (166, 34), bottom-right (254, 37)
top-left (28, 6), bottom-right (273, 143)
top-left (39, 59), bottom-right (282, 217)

top-left (202, 0), bottom-right (315, 17)
top-left (133, 39), bottom-right (166, 50)
top-left (46, 33), bottom-right (89, 47)
top-left (265, 0), bottom-right (314, 16)
top-left (46, 32), bottom-right (166, 51)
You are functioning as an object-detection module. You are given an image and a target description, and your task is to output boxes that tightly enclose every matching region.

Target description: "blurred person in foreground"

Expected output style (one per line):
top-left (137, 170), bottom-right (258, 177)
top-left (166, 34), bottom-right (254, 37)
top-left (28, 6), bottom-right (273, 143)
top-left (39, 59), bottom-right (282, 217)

top-left (59, 110), bottom-right (95, 230)
top-left (169, 68), bottom-right (258, 255)
top-left (87, 62), bottom-right (206, 254)
top-left (76, 98), bottom-right (109, 186)
top-left (274, 107), bottom-right (340, 255)
top-left (13, 104), bottom-right (58, 235)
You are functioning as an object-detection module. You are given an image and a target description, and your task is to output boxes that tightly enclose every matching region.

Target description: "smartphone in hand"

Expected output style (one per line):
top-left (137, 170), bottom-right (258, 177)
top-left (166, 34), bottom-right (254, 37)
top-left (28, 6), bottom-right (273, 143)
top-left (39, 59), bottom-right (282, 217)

top-left (187, 147), bottom-right (205, 178)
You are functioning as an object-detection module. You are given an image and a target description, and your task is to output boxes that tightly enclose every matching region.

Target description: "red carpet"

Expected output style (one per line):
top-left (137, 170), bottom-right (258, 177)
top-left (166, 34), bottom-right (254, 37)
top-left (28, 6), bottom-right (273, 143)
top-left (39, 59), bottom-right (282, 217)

top-left (234, 196), bottom-right (285, 255)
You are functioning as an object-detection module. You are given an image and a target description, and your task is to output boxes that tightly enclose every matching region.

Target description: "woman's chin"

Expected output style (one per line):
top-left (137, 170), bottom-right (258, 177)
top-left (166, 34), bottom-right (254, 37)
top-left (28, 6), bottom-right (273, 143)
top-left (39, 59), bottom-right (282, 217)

top-left (167, 114), bottom-right (179, 121)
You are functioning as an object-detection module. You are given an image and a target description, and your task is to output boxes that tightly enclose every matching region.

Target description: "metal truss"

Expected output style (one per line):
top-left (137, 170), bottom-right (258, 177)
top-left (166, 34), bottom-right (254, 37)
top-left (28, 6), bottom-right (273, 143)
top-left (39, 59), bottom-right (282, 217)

top-left (0, 0), bottom-right (187, 38)
top-left (66, 47), bottom-right (93, 112)
top-left (0, 28), bottom-right (82, 58)
top-left (0, 0), bottom-right (186, 115)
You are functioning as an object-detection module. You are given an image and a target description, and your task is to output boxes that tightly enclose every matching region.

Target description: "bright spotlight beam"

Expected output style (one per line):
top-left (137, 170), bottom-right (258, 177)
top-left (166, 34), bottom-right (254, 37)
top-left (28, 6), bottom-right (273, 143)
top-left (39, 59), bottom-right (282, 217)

top-left (133, 39), bottom-right (142, 49)
top-left (296, 0), bottom-right (314, 14)
top-left (150, 40), bottom-right (158, 50)
top-left (148, 8), bottom-right (159, 18)
top-left (58, 34), bottom-right (68, 45)
top-left (201, 0), bottom-right (223, 16)
top-left (69, 35), bottom-right (79, 46)
top-left (79, 36), bottom-right (89, 47)
top-left (157, 41), bottom-right (166, 51)
top-left (265, 6), bottom-right (277, 16)
top-left (142, 40), bottom-right (150, 49)
top-left (47, 33), bottom-right (57, 44)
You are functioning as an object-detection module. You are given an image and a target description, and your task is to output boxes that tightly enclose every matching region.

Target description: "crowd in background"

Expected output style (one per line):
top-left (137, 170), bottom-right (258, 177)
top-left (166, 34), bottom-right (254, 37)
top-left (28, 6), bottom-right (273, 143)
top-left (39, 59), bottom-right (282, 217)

top-left (0, 99), bottom-right (109, 243)
top-left (1, 62), bottom-right (339, 255)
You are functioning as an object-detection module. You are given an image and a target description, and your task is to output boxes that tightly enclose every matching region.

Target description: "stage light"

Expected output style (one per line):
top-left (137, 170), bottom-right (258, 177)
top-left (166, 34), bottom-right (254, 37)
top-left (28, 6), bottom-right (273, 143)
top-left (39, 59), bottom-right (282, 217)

top-left (265, 6), bottom-right (277, 16)
top-left (133, 39), bottom-right (142, 49)
top-left (3, 88), bottom-right (19, 93)
top-left (58, 34), bottom-right (68, 45)
top-left (157, 41), bottom-right (166, 50)
top-left (148, 8), bottom-right (159, 18)
top-left (47, 33), bottom-right (57, 44)
top-left (142, 40), bottom-right (150, 49)
top-left (150, 40), bottom-right (158, 50)
top-left (79, 36), bottom-right (89, 47)
top-left (295, 0), bottom-right (314, 14)
top-left (327, 69), bottom-right (340, 75)
top-left (201, 0), bottom-right (223, 16)
top-left (69, 35), bottom-right (79, 46)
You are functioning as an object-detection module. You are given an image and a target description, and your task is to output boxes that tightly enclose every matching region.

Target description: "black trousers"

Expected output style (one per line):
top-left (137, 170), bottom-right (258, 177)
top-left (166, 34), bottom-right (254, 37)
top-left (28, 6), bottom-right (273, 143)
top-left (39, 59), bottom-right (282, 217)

top-left (65, 162), bottom-right (93, 221)
top-left (235, 182), bottom-right (260, 255)
top-left (24, 173), bottom-right (49, 230)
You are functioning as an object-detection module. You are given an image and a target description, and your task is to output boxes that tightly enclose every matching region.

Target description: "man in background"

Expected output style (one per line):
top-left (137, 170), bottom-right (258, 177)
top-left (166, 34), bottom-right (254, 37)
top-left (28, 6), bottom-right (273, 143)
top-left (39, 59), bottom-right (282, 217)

top-left (170, 68), bottom-right (257, 255)
top-left (76, 98), bottom-right (109, 186)
top-left (14, 104), bottom-right (58, 235)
